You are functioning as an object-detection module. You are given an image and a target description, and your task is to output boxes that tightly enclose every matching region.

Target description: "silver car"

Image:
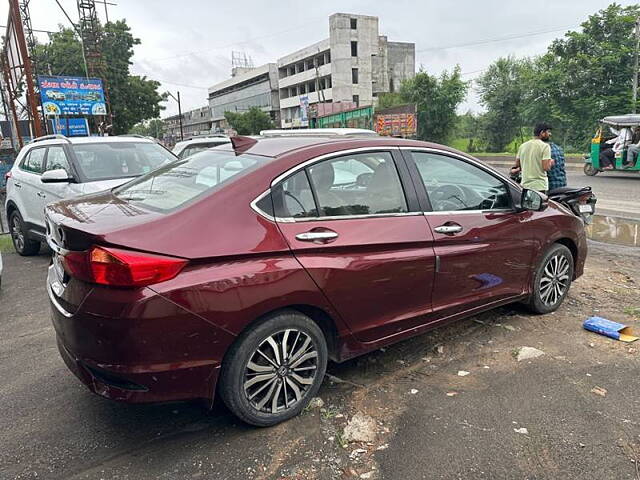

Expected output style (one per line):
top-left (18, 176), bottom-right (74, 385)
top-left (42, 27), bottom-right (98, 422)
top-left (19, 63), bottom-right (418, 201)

top-left (4, 134), bottom-right (176, 255)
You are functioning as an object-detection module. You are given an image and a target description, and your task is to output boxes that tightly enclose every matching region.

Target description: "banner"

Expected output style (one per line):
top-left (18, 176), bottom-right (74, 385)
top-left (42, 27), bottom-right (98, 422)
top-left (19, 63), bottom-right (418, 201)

top-left (50, 118), bottom-right (90, 137)
top-left (38, 76), bottom-right (107, 116)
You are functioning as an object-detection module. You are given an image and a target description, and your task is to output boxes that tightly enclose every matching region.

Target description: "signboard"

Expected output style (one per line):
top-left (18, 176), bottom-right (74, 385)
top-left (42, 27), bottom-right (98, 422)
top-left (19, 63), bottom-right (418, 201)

top-left (50, 118), bottom-right (90, 137)
top-left (37, 75), bottom-right (107, 116)
top-left (375, 113), bottom-right (416, 137)
top-left (299, 95), bottom-right (310, 125)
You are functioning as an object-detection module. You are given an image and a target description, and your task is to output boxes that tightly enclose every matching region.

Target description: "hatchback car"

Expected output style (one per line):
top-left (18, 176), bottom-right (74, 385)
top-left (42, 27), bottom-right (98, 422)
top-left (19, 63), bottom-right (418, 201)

top-left (5, 134), bottom-right (176, 255)
top-left (45, 133), bottom-right (586, 426)
top-left (171, 135), bottom-right (230, 159)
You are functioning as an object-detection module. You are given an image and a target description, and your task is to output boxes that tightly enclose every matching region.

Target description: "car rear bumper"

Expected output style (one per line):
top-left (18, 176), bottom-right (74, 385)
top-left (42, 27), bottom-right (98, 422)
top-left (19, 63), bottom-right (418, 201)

top-left (48, 266), bottom-right (233, 405)
top-left (55, 335), bottom-right (221, 404)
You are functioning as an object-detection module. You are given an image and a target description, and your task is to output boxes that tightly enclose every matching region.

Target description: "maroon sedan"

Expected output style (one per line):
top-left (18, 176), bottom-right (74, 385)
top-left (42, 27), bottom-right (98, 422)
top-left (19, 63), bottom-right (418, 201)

top-left (45, 133), bottom-right (586, 426)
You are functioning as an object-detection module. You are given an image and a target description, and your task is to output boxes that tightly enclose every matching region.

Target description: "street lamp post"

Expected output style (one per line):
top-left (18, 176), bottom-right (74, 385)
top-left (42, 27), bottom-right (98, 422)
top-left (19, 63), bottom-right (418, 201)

top-left (167, 90), bottom-right (184, 141)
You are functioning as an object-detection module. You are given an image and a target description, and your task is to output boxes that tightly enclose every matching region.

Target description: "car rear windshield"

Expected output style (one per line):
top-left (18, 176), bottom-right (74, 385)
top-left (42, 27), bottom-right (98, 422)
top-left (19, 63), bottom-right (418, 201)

top-left (113, 150), bottom-right (267, 212)
top-left (72, 142), bottom-right (176, 181)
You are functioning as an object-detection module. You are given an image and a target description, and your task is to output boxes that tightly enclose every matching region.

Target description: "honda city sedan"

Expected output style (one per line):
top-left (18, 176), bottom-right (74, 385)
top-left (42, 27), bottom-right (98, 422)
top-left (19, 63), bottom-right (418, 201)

top-left (45, 131), bottom-right (587, 426)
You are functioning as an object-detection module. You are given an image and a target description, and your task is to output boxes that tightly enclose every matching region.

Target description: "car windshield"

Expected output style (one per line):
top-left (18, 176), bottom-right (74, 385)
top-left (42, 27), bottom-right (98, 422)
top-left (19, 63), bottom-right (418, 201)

top-left (113, 150), bottom-right (267, 212)
top-left (72, 142), bottom-right (176, 181)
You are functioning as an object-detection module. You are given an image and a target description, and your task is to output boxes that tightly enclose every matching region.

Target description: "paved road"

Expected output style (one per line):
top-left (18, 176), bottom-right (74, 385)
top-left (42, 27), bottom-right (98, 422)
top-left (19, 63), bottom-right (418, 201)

top-left (2, 242), bottom-right (640, 479)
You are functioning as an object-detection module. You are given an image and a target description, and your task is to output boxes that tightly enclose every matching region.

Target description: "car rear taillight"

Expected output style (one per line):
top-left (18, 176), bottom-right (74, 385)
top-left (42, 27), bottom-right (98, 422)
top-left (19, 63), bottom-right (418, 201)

top-left (4, 171), bottom-right (11, 181)
top-left (62, 246), bottom-right (187, 287)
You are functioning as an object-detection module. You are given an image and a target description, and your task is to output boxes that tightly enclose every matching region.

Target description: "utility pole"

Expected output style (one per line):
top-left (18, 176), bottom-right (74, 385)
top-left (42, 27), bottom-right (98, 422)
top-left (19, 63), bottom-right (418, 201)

top-left (167, 91), bottom-right (183, 140)
top-left (634, 17), bottom-right (640, 113)
top-left (9, 0), bottom-right (42, 137)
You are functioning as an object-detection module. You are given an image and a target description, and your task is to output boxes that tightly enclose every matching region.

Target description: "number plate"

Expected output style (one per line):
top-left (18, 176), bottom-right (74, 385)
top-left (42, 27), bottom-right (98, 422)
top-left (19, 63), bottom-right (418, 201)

top-left (579, 204), bottom-right (593, 213)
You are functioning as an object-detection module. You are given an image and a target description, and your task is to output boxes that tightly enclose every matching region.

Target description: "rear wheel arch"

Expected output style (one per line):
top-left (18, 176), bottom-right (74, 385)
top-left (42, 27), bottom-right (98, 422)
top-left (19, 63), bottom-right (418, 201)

top-left (6, 200), bottom-right (18, 219)
top-left (228, 305), bottom-right (340, 363)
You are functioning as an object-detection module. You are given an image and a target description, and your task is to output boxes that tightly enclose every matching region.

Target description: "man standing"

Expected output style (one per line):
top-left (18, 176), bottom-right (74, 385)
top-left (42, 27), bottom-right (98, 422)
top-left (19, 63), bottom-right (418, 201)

top-left (548, 141), bottom-right (567, 191)
top-left (511, 123), bottom-right (555, 193)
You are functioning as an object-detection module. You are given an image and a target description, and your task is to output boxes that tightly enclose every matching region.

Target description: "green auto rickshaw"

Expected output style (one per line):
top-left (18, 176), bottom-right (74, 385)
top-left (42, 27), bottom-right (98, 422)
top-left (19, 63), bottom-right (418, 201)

top-left (584, 114), bottom-right (640, 176)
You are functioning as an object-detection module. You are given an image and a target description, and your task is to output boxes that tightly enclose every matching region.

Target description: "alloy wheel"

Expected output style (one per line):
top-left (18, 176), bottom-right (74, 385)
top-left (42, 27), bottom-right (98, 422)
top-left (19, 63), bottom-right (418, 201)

top-left (243, 329), bottom-right (319, 414)
top-left (539, 254), bottom-right (570, 307)
top-left (11, 215), bottom-right (24, 252)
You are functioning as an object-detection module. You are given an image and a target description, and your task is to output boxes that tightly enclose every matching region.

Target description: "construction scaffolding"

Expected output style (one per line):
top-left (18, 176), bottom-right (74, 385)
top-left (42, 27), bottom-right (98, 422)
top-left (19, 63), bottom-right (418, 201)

top-left (1, 0), bottom-right (44, 148)
top-left (77, 0), bottom-right (112, 124)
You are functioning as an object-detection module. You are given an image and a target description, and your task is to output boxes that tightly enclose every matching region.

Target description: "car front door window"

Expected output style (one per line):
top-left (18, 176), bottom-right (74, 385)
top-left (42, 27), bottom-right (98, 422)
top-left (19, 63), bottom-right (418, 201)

top-left (45, 146), bottom-right (71, 173)
top-left (411, 152), bottom-right (511, 212)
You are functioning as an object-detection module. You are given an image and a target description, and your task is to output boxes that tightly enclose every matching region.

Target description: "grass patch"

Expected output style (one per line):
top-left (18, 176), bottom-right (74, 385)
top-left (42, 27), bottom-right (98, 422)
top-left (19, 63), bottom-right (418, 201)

top-left (0, 234), bottom-right (13, 253)
top-left (623, 307), bottom-right (640, 318)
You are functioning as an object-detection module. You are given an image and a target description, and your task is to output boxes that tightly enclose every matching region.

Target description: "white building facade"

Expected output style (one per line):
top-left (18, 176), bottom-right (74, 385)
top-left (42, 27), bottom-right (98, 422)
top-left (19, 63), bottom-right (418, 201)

top-left (207, 13), bottom-right (415, 129)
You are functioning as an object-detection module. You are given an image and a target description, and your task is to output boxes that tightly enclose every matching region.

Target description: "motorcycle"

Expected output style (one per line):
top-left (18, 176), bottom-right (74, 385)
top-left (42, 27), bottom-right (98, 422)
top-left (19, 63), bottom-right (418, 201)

top-left (509, 169), bottom-right (597, 224)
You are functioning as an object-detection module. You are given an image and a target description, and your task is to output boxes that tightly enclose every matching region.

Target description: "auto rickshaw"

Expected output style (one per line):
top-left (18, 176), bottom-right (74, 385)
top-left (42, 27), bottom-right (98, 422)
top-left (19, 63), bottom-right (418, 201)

top-left (585, 114), bottom-right (640, 175)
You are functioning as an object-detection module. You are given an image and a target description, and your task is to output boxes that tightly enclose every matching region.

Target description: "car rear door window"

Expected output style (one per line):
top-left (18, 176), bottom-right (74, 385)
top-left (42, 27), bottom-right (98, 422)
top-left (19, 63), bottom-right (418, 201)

top-left (21, 148), bottom-right (46, 174)
top-left (273, 170), bottom-right (318, 218)
top-left (272, 151), bottom-right (408, 219)
top-left (307, 152), bottom-right (407, 217)
top-left (45, 146), bottom-right (71, 172)
top-left (411, 152), bottom-right (511, 212)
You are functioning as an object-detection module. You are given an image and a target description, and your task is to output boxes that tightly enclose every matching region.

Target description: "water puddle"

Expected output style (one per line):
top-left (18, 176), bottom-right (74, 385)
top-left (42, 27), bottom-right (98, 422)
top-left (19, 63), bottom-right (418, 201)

top-left (586, 215), bottom-right (640, 247)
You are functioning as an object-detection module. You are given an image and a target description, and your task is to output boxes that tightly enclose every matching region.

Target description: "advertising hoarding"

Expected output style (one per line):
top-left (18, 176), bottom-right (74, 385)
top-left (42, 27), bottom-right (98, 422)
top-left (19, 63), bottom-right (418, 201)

top-left (37, 75), bottom-right (107, 116)
top-left (50, 118), bottom-right (90, 137)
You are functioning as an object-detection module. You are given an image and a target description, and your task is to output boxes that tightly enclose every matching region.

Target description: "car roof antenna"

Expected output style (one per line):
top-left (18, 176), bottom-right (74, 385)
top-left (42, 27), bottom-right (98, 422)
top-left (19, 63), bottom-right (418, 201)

top-left (230, 136), bottom-right (258, 154)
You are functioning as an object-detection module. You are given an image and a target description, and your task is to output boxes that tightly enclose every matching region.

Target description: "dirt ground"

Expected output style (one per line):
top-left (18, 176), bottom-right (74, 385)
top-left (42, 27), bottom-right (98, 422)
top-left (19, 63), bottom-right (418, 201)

top-left (1, 241), bottom-right (639, 480)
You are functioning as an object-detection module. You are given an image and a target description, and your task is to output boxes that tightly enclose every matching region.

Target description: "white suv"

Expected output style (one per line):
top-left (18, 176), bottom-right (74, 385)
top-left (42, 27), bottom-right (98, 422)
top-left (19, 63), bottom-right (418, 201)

top-left (172, 135), bottom-right (230, 159)
top-left (4, 134), bottom-right (177, 255)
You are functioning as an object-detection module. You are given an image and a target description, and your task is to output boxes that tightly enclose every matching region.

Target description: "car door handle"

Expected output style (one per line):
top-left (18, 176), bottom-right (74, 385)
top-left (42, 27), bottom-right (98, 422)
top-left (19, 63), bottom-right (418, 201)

top-left (37, 192), bottom-right (46, 198)
top-left (14, 182), bottom-right (21, 188)
top-left (434, 224), bottom-right (463, 234)
top-left (295, 231), bottom-right (339, 242)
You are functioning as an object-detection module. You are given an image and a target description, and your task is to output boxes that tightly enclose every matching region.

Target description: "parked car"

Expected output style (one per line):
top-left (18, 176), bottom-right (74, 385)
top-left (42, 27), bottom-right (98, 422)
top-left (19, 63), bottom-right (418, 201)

top-left (172, 134), bottom-right (230, 159)
top-left (45, 130), bottom-right (587, 426)
top-left (5, 134), bottom-right (177, 256)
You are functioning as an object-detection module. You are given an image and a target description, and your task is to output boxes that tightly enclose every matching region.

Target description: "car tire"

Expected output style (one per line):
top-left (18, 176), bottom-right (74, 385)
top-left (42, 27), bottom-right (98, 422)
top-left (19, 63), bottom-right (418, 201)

top-left (9, 210), bottom-right (40, 256)
top-left (583, 163), bottom-right (599, 176)
top-left (219, 310), bottom-right (328, 427)
top-left (528, 243), bottom-right (574, 314)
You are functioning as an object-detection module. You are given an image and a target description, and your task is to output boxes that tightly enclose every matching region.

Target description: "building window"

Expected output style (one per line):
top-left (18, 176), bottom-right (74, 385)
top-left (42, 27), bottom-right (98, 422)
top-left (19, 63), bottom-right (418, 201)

top-left (351, 41), bottom-right (358, 57)
top-left (352, 68), bottom-right (359, 84)
top-left (300, 83), bottom-right (306, 94)
top-left (353, 95), bottom-right (359, 106)
top-left (350, 18), bottom-right (357, 29)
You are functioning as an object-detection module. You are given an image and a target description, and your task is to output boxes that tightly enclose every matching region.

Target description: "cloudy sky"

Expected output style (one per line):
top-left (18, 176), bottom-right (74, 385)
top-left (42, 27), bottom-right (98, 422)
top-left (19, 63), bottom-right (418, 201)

top-left (2, 0), bottom-right (637, 117)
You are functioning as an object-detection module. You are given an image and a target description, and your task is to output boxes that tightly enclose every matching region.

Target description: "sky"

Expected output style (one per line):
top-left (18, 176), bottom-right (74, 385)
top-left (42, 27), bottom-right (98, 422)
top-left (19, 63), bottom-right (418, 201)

top-left (2, 0), bottom-right (638, 118)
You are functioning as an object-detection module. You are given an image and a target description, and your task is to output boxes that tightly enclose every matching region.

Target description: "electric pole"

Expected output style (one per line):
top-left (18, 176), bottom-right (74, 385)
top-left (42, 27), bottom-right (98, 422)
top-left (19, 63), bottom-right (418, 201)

top-left (633, 17), bottom-right (639, 113)
top-left (167, 91), bottom-right (183, 141)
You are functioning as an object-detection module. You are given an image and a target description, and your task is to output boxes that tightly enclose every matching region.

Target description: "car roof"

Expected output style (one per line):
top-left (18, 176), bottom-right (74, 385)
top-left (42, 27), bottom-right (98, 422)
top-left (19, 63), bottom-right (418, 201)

top-left (215, 135), bottom-right (455, 158)
top-left (27, 135), bottom-right (158, 148)
top-left (174, 136), bottom-right (230, 148)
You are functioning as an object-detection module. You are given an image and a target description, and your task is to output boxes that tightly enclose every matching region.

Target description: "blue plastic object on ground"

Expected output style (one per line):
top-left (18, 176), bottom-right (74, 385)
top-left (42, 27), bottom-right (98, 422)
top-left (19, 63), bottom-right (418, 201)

top-left (583, 316), bottom-right (638, 342)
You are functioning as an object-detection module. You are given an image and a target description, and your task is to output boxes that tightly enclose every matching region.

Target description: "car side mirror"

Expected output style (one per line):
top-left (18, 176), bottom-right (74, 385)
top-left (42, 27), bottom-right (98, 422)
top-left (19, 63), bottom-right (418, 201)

top-left (41, 168), bottom-right (72, 183)
top-left (520, 189), bottom-right (548, 211)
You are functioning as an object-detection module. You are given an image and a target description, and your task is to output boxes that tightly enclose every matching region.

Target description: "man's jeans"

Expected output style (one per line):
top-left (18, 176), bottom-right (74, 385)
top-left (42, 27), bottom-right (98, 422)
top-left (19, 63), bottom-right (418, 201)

top-left (627, 145), bottom-right (640, 166)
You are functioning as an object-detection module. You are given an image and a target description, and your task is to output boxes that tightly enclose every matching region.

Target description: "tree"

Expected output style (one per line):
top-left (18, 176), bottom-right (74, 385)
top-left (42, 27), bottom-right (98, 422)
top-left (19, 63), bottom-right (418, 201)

top-left (129, 118), bottom-right (164, 138)
top-left (398, 67), bottom-right (468, 144)
top-left (376, 92), bottom-right (404, 110)
top-left (476, 56), bottom-right (531, 152)
top-left (224, 107), bottom-right (274, 135)
top-left (32, 20), bottom-right (165, 134)
top-left (521, 3), bottom-right (640, 149)
top-left (455, 111), bottom-right (486, 152)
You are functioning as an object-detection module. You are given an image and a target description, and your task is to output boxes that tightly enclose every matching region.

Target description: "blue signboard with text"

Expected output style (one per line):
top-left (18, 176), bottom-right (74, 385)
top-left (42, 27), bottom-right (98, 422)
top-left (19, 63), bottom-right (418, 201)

top-left (38, 75), bottom-right (107, 116)
top-left (50, 118), bottom-right (90, 137)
